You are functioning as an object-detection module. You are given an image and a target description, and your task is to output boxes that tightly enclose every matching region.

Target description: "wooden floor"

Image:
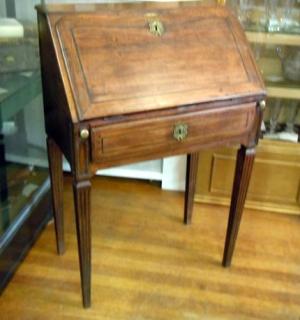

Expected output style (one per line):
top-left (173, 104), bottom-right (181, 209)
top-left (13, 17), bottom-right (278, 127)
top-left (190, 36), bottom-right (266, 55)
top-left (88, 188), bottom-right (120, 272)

top-left (1, 175), bottom-right (300, 320)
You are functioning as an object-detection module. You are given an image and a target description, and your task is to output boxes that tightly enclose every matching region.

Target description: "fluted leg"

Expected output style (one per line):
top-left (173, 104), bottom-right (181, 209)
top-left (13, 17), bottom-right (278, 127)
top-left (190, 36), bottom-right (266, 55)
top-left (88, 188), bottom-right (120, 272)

top-left (184, 153), bottom-right (199, 225)
top-left (73, 179), bottom-right (91, 308)
top-left (47, 137), bottom-right (65, 255)
top-left (222, 146), bottom-right (255, 267)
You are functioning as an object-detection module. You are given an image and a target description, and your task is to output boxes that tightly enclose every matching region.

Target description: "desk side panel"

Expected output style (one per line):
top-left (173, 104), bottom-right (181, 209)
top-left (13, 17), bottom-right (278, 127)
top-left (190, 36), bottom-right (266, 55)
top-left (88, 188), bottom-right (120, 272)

top-left (37, 12), bottom-right (73, 163)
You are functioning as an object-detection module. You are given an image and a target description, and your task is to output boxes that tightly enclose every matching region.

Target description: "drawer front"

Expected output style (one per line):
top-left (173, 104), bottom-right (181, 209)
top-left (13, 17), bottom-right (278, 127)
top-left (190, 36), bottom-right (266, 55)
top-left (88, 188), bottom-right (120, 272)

top-left (90, 103), bottom-right (256, 166)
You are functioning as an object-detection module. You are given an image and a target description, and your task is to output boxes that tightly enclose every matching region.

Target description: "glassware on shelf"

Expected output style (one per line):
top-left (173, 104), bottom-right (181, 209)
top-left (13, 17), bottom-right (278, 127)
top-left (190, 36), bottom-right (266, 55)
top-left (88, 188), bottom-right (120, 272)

top-left (228, 0), bottom-right (251, 26)
top-left (282, 0), bottom-right (300, 32)
top-left (265, 0), bottom-right (299, 33)
top-left (256, 45), bottom-right (285, 83)
top-left (256, 45), bottom-right (300, 86)
top-left (285, 101), bottom-right (299, 132)
top-left (265, 100), bottom-right (300, 142)
top-left (265, 99), bottom-right (282, 139)
top-left (281, 49), bottom-right (300, 82)
top-left (227, 0), bottom-right (300, 32)
top-left (265, 0), bottom-right (282, 32)
top-left (279, 101), bottom-right (299, 142)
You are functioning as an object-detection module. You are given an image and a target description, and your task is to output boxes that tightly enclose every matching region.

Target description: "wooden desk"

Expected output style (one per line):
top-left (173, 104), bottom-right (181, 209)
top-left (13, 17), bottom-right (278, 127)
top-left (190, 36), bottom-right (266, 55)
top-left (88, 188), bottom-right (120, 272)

top-left (36, 2), bottom-right (266, 308)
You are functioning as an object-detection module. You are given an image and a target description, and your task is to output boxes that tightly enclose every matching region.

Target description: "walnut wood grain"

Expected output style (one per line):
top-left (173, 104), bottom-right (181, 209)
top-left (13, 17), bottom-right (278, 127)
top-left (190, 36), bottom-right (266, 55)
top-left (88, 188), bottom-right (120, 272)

top-left (73, 179), bottom-right (92, 308)
top-left (90, 103), bottom-right (256, 168)
top-left (222, 145), bottom-right (256, 267)
top-left (36, 2), bottom-right (266, 308)
top-left (47, 137), bottom-right (65, 255)
top-left (184, 153), bottom-right (199, 225)
top-left (37, 2), bottom-right (264, 120)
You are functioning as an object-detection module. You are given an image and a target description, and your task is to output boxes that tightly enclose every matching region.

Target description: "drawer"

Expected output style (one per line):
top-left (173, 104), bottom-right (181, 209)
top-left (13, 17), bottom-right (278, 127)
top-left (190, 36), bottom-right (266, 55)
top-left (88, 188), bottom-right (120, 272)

top-left (90, 103), bottom-right (256, 166)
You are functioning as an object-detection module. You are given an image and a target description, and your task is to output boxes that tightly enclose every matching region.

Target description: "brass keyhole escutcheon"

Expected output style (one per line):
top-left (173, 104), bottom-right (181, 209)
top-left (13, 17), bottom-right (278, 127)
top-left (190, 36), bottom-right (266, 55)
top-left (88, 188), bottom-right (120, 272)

top-left (149, 19), bottom-right (164, 36)
top-left (173, 123), bottom-right (188, 142)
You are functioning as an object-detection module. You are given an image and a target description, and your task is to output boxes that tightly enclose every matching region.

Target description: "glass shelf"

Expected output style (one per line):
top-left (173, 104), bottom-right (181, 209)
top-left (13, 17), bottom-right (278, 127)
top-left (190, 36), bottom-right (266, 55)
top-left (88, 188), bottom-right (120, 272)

top-left (246, 31), bottom-right (300, 47)
top-left (267, 86), bottom-right (300, 100)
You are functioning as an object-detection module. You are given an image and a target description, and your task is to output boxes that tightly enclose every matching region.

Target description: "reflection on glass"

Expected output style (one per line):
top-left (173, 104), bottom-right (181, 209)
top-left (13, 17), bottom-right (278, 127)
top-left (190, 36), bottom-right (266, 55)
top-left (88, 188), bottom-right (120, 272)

top-left (0, 0), bottom-right (48, 237)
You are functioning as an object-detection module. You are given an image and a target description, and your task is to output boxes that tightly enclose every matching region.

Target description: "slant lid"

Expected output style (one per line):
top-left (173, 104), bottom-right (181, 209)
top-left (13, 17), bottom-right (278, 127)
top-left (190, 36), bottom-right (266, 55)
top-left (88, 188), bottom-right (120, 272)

top-left (43, 2), bottom-right (265, 120)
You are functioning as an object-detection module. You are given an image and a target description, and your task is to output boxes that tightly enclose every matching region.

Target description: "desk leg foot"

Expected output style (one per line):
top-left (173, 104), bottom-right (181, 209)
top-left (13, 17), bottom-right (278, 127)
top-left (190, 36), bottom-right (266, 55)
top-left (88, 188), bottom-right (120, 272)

top-left (184, 153), bottom-right (199, 225)
top-left (73, 180), bottom-right (91, 308)
top-left (222, 146), bottom-right (255, 267)
top-left (47, 137), bottom-right (65, 255)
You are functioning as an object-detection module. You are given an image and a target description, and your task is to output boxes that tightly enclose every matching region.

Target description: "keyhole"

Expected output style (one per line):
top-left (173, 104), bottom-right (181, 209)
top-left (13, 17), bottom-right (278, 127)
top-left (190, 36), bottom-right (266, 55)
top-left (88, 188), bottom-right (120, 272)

top-left (149, 19), bottom-right (164, 36)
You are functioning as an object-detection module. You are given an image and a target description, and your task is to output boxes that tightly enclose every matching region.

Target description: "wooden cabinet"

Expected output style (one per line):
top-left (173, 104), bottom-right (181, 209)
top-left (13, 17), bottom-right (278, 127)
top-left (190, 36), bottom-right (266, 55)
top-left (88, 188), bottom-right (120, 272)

top-left (195, 140), bottom-right (300, 214)
top-left (195, 1), bottom-right (300, 214)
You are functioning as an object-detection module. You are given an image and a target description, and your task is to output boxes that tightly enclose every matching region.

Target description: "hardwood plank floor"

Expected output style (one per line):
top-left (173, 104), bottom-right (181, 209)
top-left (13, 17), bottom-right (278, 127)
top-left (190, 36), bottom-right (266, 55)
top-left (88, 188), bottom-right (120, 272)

top-left (1, 175), bottom-right (300, 320)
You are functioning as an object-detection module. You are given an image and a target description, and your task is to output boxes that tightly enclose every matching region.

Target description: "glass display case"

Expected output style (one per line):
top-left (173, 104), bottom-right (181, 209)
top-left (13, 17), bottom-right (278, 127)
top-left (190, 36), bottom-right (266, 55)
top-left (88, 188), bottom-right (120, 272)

top-left (227, 0), bottom-right (300, 142)
top-left (0, 0), bottom-right (51, 292)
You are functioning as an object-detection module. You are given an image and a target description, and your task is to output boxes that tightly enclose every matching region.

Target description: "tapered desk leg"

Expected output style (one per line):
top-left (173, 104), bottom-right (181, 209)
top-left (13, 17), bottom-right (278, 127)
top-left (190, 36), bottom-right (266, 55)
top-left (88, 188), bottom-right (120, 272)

top-left (47, 137), bottom-right (65, 255)
top-left (222, 145), bottom-right (255, 267)
top-left (184, 153), bottom-right (199, 225)
top-left (73, 179), bottom-right (91, 308)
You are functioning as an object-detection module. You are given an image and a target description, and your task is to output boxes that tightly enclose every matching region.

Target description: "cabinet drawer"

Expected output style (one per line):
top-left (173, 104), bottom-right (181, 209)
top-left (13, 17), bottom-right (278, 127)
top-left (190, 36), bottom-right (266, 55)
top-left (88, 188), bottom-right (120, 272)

top-left (90, 103), bottom-right (256, 166)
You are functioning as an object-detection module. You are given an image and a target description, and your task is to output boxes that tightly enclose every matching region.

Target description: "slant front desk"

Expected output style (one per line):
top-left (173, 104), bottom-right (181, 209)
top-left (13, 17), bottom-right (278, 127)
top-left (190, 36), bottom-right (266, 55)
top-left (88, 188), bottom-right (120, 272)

top-left (36, 2), bottom-right (266, 308)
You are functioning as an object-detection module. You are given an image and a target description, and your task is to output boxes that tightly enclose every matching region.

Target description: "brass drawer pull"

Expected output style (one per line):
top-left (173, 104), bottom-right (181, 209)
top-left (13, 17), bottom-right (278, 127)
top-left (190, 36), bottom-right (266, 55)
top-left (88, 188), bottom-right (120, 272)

top-left (259, 100), bottom-right (266, 111)
top-left (173, 123), bottom-right (188, 141)
top-left (80, 128), bottom-right (89, 139)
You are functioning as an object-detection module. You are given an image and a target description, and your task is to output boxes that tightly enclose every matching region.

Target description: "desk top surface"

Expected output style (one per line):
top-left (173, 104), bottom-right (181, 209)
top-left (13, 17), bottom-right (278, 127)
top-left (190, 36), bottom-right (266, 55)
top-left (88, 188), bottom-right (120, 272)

top-left (37, 2), bottom-right (265, 121)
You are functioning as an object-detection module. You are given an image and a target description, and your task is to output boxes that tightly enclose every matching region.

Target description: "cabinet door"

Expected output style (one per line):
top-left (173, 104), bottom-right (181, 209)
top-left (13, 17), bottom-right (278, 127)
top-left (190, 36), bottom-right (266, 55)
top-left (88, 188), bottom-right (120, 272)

top-left (195, 140), bottom-right (300, 214)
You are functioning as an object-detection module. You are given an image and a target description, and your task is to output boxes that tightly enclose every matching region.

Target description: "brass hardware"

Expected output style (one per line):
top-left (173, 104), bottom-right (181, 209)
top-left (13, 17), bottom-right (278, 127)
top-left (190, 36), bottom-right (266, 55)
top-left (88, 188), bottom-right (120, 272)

top-left (173, 123), bottom-right (188, 142)
top-left (80, 128), bottom-right (89, 139)
top-left (148, 19), bottom-right (164, 36)
top-left (259, 100), bottom-right (266, 111)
